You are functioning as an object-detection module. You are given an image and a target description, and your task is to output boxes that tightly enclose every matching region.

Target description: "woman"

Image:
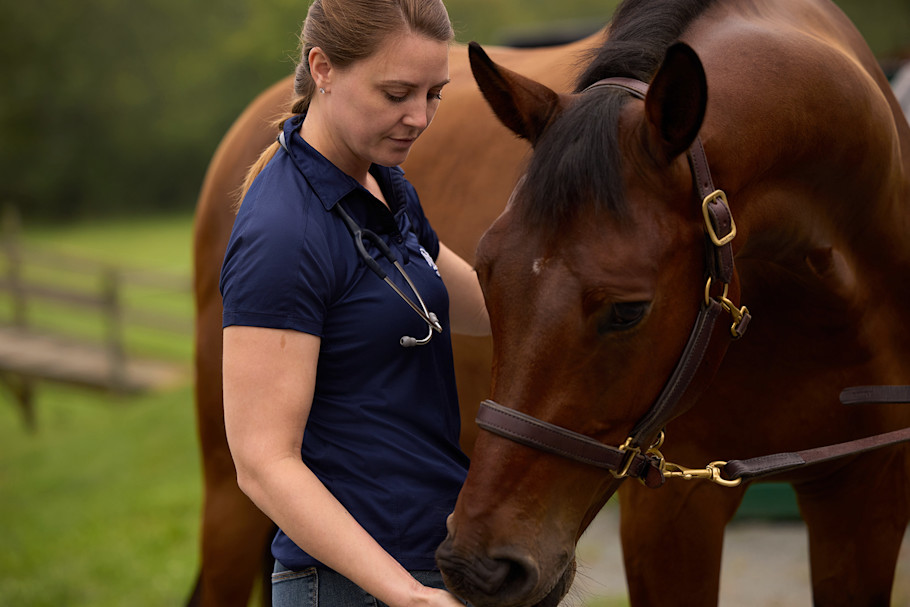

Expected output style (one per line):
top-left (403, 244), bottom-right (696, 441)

top-left (219, 0), bottom-right (488, 606)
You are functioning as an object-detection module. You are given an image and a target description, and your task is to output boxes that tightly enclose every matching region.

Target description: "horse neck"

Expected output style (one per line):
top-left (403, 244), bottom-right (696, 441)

top-left (678, 0), bottom-right (909, 237)
top-left (697, 66), bottom-right (909, 258)
top-left (683, 20), bottom-right (910, 362)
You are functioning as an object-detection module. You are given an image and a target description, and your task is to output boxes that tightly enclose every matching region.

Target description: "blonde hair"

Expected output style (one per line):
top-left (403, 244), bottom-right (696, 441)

top-left (237, 0), bottom-right (454, 203)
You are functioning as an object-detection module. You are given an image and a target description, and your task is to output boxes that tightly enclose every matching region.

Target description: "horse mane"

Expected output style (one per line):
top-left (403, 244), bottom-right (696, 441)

top-left (521, 0), bottom-right (718, 228)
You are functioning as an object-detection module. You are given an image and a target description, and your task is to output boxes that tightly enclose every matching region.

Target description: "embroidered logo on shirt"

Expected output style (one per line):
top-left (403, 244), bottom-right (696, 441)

top-left (419, 246), bottom-right (441, 277)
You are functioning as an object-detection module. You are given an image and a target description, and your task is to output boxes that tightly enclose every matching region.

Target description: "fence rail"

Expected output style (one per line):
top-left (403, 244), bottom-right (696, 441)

top-left (0, 206), bottom-right (191, 430)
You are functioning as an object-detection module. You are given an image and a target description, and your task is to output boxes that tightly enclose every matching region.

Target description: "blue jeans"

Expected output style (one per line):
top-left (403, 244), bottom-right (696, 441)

top-left (272, 561), bottom-right (466, 607)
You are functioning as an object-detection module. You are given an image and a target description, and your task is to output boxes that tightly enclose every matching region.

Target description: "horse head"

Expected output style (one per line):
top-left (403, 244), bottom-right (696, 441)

top-left (436, 41), bottom-right (745, 607)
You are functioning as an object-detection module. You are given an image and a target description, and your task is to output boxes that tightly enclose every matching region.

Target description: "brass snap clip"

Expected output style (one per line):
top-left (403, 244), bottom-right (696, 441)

top-left (663, 460), bottom-right (742, 488)
top-left (704, 278), bottom-right (750, 339)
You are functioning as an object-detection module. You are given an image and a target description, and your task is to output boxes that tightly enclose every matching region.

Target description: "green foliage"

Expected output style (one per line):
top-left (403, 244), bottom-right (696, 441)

top-left (0, 0), bottom-right (303, 222)
top-left (0, 0), bottom-right (907, 223)
top-left (838, 0), bottom-right (910, 59)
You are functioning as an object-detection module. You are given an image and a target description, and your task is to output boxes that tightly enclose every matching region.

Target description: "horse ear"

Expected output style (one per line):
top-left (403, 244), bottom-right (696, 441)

top-left (468, 41), bottom-right (566, 146)
top-left (645, 42), bottom-right (708, 160)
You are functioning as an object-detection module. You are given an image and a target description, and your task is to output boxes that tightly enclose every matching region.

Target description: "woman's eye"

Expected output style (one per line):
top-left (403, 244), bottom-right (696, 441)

top-left (385, 92), bottom-right (407, 103)
top-left (429, 90), bottom-right (443, 101)
top-left (598, 301), bottom-right (650, 334)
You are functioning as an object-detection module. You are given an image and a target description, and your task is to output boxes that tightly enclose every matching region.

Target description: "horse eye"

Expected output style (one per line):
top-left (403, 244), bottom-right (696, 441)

top-left (598, 301), bottom-right (650, 334)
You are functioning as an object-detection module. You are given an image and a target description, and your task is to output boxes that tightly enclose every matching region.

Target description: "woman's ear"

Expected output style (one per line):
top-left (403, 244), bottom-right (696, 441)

top-left (308, 47), bottom-right (333, 92)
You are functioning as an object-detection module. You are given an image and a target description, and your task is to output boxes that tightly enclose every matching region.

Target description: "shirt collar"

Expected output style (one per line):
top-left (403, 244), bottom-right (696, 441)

top-left (281, 115), bottom-right (405, 214)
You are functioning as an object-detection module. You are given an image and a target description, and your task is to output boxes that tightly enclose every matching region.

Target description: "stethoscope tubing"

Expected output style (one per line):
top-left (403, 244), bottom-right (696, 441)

top-left (277, 130), bottom-right (442, 347)
top-left (333, 202), bottom-right (443, 342)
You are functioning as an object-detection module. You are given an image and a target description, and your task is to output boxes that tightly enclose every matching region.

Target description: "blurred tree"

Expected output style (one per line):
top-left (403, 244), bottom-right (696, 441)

top-left (0, 0), bottom-right (906, 223)
top-left (0, 0), bottom-right (302, 221)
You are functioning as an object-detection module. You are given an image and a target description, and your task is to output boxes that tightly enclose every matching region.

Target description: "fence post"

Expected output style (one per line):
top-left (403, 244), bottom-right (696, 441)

top-left (102, 266), bottom-right (128, 391)
top-left (1, 205), bottom-right (36, 429)
top-left (2, 205), bottom-right (27, 328)
top-left (0, 373), bottom-right (36, 432)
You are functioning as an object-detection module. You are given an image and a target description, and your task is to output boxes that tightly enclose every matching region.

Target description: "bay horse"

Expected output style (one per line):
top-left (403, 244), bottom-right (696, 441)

top-left (435, 0), bottom-right (910, 606)
top-left (189, 33), bottom-right (603, 606)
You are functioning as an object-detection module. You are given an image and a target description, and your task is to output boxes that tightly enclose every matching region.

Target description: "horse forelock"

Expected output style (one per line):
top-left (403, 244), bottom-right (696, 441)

top-left (521, 90), bottom-right (629, 229)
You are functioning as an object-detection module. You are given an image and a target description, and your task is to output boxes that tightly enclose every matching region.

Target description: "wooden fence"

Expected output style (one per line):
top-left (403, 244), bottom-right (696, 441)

top-left (0, 206), bottom-right (192, 430)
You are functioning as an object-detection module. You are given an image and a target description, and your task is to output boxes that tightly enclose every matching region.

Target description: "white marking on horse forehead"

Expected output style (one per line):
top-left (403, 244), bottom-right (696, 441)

top-left (532, 258), bottom-right (548, 275)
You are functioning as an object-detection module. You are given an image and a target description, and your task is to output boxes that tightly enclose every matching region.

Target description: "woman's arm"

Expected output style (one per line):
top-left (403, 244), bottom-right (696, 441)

top-left (223, 325), bottom-right (463, 607)
top-left (435, 242), bottom-right (490, 336)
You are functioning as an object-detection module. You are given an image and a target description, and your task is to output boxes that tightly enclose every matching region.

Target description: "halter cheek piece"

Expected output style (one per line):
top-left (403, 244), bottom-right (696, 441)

top-left (475, 77), bottom-right (910, 488)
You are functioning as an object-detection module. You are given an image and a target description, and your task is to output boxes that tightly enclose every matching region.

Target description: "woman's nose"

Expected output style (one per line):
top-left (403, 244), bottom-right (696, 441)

top-left (402, 98), bottom-right (431, 130)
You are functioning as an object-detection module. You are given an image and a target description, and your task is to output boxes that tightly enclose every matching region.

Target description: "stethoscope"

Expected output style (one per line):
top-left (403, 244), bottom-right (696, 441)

top-left (278, 131), bottom-right (442, 348)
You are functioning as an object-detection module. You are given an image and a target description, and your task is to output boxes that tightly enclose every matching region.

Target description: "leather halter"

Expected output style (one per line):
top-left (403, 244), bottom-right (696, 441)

top-left (475, 77), bottom-right (910, 488)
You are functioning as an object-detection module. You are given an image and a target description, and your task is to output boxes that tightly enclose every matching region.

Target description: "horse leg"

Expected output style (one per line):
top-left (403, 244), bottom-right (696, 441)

top-left (794, 446), bottom-right (910, 607)
top-left (619, 479), bottom-right (744, 606)
top-left (194, 464), bottom-right (275, 606)
top-left (192, 314), bottom-right (276, 607)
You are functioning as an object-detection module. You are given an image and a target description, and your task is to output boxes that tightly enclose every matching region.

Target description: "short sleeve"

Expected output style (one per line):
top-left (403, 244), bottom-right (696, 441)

top-left (220, 162), bottom-right (337, 336)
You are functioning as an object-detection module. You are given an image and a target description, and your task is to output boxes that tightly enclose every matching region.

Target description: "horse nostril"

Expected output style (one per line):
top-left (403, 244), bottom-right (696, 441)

top-left (438, 540), bottom-right (542, 606)
top-left (490, 550), bottom-right (540, 599)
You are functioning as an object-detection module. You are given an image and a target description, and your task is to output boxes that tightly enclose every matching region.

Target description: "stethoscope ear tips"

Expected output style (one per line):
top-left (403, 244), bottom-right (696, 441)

top-left (400, 335), bottom-right (418, 348)
top-left (400, 312), bottom-right (443, 347)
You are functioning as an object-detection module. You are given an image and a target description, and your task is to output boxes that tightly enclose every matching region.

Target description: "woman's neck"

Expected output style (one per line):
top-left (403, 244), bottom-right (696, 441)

top-left (298, 115), bottom-right (388, 208)
top-left (299, 113), bottom-right (370, 187)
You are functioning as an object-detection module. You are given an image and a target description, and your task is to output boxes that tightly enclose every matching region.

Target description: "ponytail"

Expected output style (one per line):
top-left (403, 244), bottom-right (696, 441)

top-left (235, 141), bottom-right (281, 209)
top-left (234, 95), bottom-right (312, 210)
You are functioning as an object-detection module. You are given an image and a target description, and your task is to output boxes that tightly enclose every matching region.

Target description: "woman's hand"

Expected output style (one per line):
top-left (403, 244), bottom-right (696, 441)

top-left (405, 584), bottom-right (466, 607)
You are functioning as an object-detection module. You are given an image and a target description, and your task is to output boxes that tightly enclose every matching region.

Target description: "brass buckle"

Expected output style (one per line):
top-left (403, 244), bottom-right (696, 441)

top-left (610, 437), bottom-right (642, 479)
top-left (701, 190), bottom-right (736, 246)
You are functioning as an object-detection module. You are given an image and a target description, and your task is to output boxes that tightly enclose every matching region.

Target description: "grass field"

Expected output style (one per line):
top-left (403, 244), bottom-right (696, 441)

top-left (0, 213), bottom-right (201, 606)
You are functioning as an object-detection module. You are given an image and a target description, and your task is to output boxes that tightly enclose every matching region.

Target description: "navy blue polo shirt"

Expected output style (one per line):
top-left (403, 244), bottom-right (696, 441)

top-left (220, 115), bottom-right (468, 571)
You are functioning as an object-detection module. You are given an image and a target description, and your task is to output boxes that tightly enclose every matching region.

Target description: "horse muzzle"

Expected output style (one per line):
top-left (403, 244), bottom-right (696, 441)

top-left (435, 531), bottom-right (575, 607)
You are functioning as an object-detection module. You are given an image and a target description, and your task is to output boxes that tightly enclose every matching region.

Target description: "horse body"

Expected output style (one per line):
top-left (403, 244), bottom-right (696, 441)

top-left (436, 1), bottom-right (910, 606)
top-left (189, 35), bottom-right (601, 606)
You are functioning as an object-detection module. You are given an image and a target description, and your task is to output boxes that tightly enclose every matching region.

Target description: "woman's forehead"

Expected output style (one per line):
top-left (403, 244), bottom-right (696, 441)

top-left (358, 31), bottom-right (450, 85)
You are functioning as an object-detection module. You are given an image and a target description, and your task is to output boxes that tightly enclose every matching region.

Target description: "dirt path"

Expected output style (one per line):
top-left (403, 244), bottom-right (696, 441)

top-left (569, 506), bottom-right (910, 606)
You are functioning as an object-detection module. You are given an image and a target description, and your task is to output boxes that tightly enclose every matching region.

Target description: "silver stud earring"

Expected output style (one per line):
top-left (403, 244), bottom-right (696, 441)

top-left (319, 87), bottom-right (326, 94)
